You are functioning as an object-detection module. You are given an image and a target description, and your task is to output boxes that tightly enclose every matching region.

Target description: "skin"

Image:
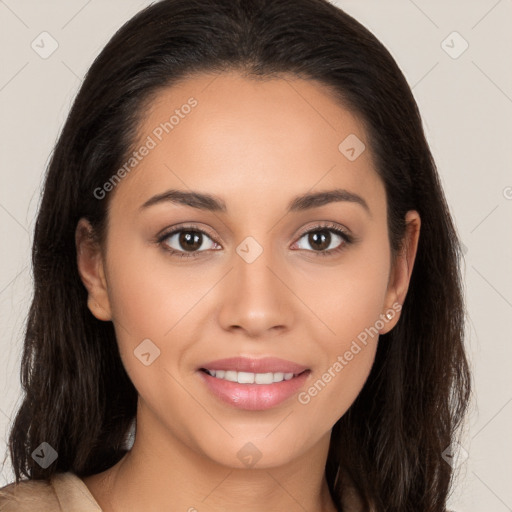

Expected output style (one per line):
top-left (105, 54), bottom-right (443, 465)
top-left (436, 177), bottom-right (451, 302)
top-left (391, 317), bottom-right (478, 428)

top-left (76, 71), bottom-right (420, 512)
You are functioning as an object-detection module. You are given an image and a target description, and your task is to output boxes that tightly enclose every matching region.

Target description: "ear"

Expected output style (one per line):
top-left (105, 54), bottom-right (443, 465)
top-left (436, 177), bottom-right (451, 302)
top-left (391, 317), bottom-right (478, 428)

top-left (379, 210), bottom-right (421, 334)
top-left (75, 217), bottom-right (112, 321)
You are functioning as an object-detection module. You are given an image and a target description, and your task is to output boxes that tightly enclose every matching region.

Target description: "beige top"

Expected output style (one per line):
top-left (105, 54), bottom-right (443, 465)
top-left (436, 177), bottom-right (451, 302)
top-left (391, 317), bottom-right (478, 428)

top-left (0, 472), bottom-right (102, 511)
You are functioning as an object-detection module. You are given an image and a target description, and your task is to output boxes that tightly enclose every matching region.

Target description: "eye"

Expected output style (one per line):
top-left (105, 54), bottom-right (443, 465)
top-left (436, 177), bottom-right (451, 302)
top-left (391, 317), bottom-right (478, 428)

top-left (156, 222), bottom-right (354, 259)
top-left (157, 224), bottom-right (218, 258)
top-left (293, 223), bottom-right (353, 257)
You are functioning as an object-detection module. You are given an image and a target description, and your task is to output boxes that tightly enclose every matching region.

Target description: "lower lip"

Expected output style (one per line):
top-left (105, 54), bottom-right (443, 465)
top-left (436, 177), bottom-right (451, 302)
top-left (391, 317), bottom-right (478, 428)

top-left (197, 370), bottom-right (311, 411)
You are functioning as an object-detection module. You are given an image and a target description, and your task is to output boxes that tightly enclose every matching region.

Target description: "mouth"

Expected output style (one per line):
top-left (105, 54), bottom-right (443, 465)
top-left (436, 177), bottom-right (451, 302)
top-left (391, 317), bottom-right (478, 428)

top-left (196, 356), bottom-right (311, 410)
top-left (197, 367), bottom-right (312, 411)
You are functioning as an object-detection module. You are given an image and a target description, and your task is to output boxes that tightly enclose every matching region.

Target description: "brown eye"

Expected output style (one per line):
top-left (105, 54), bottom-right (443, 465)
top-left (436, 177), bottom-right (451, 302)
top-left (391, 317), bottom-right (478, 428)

top-left (295, 226), bottom-right (350, 255)
top-left (160, 228), bottom-right (218, 256)
top-left (306, 230), bottom-right (332, 251)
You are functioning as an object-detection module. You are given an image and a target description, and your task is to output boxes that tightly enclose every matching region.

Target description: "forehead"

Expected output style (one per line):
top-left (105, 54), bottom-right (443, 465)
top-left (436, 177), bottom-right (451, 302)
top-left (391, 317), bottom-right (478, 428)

top-left (109, 71), bottom-right (384, 218)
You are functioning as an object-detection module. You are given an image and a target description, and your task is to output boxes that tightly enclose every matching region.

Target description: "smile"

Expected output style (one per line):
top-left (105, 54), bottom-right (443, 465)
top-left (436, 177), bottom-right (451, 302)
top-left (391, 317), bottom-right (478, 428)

top-left (201, 369), bottom-right (303, 384)
top-left (198, 369), bottom-right (311, 410)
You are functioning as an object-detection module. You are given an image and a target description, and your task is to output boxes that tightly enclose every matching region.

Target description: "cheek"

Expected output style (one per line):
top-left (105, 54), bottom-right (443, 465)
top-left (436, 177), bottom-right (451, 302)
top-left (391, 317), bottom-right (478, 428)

top-left (104, 239), bottom-right (200, 337)
top-left (297, 341), bottom-right (377, 431)
top-left (294, 232), bottom-right (390, 423)
top-left (103, 241), bottom-right (215, 383)
top-left (103, 244), bottom-right (200, 423)
top-left (301, 227), bottom-right (391, 339)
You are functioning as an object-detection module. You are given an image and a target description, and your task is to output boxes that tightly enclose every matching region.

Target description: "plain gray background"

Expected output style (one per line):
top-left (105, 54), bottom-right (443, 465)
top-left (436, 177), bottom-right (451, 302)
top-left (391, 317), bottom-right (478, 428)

top-left (1, 1), bottom-right (511, 510)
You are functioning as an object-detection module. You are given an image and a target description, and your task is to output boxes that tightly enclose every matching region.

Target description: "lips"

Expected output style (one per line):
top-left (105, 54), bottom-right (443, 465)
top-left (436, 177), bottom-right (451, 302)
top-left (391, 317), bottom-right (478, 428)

top-left (198, 356), bottom-right (309, 374)
top-left (196, 357), bottom-right (311, 410)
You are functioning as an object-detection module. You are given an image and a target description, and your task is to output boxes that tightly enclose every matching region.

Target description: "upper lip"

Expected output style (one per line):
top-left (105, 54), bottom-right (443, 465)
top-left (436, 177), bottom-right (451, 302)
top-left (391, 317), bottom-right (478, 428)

top-left (199, 357), bottom-right (309, 374)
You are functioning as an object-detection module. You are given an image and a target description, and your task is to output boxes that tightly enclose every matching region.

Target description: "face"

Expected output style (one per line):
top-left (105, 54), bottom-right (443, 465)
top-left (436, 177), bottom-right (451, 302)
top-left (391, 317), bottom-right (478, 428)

top-left (77, 71), bottom-right (420, 469)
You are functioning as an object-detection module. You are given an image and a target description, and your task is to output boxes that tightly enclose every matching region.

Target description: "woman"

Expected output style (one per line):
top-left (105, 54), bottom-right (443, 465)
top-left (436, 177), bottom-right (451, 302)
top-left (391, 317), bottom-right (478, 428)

top-left (0, 0), bottom-right (471, 510)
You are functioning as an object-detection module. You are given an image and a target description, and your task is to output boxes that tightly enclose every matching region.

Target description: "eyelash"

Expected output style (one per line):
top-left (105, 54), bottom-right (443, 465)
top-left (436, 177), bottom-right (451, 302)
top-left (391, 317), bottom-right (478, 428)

top-left (156, 222), bottom-right (354, 260)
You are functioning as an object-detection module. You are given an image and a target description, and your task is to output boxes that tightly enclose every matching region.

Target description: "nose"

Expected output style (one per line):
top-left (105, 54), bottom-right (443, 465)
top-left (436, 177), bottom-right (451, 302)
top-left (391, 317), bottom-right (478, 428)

top-left (217, 243), bottom-right (295, 338)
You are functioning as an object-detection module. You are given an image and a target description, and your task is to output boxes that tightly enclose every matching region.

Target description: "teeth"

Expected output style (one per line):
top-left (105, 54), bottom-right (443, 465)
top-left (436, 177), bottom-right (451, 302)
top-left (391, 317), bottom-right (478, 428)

top-left (206, 369), bottom-right (297, 384)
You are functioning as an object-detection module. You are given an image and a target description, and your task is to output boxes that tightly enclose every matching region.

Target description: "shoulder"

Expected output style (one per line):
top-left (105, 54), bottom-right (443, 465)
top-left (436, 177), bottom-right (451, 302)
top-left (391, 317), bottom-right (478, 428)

top-left (0, 476), bottom-right (58, 511)
top-left (0, 472), bottom-right (102, 511)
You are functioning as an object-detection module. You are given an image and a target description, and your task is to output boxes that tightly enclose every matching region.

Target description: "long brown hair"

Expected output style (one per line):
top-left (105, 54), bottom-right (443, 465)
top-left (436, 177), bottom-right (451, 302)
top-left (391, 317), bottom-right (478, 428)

top-left (4, 1), bottom-right (471, 510)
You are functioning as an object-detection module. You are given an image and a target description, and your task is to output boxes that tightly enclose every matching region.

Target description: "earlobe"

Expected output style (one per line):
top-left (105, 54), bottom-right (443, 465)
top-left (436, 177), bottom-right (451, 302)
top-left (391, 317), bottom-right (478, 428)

top-left (87, 295), bottom-right (112, 322)
top-left (75, 218), bottom-right (112, 321)
top-left (380, 210), bottom-right (421, 334)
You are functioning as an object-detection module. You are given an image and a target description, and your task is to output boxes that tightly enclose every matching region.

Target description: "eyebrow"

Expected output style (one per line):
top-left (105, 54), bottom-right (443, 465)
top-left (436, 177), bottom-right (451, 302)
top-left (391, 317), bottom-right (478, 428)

top-left (139, 187), bottom-right (370, 215)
